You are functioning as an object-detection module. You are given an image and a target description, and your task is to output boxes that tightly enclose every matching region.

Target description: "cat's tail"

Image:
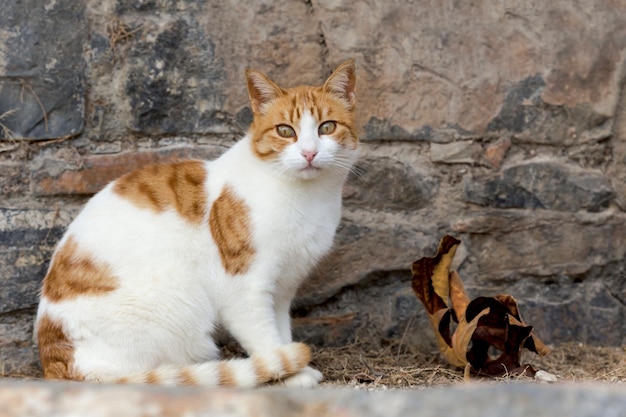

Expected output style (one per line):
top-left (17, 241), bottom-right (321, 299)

top-left (109, 342), bottom-right (311, 388)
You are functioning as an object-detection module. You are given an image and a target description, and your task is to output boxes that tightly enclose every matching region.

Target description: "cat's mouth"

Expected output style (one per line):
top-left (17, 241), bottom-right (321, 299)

top-left (296, 164), bottom-right (323, 179)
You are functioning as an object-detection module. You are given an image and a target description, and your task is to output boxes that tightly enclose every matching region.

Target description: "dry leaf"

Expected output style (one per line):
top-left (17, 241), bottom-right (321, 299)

top-left (411, 235), bottom-right (550, 378)
top-left (411, 235), bottom-right (460, 314)
top-left (449, 270), bottom-right (470, 319)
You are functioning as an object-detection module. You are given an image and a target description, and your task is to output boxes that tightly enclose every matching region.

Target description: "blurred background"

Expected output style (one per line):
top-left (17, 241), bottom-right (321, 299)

top-left (0, 0), bottom-right (624, 376)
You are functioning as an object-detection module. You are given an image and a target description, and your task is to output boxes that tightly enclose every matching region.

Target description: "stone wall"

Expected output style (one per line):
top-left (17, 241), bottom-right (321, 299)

top-left (1, 0), bottom-right (625, 375)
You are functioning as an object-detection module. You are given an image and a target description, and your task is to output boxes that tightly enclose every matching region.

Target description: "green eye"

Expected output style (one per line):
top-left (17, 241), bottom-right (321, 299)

top-left (276, 125), bottom-right (296, 138)
top-left (318, 121), bottom-right (336, 135)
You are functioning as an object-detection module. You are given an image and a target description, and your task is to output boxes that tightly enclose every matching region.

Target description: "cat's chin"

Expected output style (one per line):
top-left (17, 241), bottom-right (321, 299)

top-left (295, 166), bottom-right (322, 180)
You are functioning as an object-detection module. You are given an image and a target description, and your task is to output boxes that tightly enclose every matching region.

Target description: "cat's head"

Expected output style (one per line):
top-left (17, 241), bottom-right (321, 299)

top-left (246, 60), bottom-right (358, 181)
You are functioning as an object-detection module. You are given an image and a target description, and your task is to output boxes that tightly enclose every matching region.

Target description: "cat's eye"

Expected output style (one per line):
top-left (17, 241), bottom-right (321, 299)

top-left (276, 124), bottom-right (296, 138)
top-left (318, 121), bottom-right (336, 135)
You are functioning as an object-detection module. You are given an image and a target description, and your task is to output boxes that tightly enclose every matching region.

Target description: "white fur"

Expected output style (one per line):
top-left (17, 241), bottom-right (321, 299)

top-left (35, 113), bottom-right (357, 387)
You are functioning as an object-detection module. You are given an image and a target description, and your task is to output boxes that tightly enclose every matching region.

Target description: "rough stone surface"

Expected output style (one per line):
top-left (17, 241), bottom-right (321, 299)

top-left (430, 141), bottom-right (477, 164)
top-left (0, 208), bottom-right (76, 313)
top-left (343, 156), bottom-right (440, 211)
top-left (464, 159), bottom-right (614, 211)
top-left (1, 381), bottom-right (626, 417)
top-left (0, 0), bottom-right (86, 140)
top-left (0, 310), bottom-right (40, 377)
top-left (1, 0), bottom-right (626, 378)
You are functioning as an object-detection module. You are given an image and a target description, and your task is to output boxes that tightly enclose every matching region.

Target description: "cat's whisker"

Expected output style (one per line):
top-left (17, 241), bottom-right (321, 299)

top-left (348, 164), bottom-right (367, 182)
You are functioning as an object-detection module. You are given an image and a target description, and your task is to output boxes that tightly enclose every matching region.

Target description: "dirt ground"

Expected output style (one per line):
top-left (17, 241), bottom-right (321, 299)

top-left (313, 341), bottom-right (626, 389)
top-left (2, 342), bottom-right (624, 388)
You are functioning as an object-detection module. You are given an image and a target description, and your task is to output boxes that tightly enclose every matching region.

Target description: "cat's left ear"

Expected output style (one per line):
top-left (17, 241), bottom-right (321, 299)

top-left (246, 69), bottom-right (285, 114)
top-left (323, 59), bottom-right (356, 111)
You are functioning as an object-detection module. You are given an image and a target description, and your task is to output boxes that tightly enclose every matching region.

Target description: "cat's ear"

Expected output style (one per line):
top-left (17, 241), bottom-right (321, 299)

top-left (246, 69), bottom-right (285, 114)
top-left (323, 59), bottom-right (356, 111)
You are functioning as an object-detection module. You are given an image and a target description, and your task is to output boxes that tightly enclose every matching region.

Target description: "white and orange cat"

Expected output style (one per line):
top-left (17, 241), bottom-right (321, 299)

top-left (34, 60), bottom-right (358, 388)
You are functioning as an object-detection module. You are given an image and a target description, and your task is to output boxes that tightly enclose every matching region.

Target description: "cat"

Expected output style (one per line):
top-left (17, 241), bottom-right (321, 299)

top-left (34, 59), bottom-right (358, 388)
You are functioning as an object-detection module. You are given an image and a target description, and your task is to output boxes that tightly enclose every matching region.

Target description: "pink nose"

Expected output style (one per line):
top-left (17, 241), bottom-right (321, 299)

top-left (302, 151), bottom-right (318, 163)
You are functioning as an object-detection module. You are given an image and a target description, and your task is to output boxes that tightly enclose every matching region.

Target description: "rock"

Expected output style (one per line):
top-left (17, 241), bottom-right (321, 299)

top-left (609, 77), bottom-right (626, 209)
top-left (453, 210), bottom-right (626, 281)
top-left (486, 74), bottom-right (547, 134)
top-left (535, 370), bottom-right (558, 383)
top-left (464, 160), bottom-right (614, 212)
top-left (294, 271), bottom-right (434, 350)
top-left (0, 163), bottom-right (29, 197)
top-left (0, 208), bottom-right (77, 313)
top-left (430, 141), bottom-right (476, 164)
top-left (297, 208), bottom-right (441, 307)
top-left (0, 310), bottom-right (40, 378)
top-left (0, 0), bottom-right (86, 140)
top-left (451, 209), bottom-right (626, 344)
top-left (317, 0), bottom-right (626, 137)
top-left (108, 0), bottom-right (327, 136)
top-left (343, 157), bottom-right (439, 211)
top-left (124, 19), bottom-right (231, 134)
top-left (484, 138), bottom-right (512, 169)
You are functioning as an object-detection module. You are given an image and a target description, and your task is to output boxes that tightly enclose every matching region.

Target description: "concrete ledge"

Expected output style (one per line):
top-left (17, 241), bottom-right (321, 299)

top-left (1, 381), bottom-right (625, 417)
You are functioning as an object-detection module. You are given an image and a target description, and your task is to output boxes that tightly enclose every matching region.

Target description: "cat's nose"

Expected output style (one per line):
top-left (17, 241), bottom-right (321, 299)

top-left (302, 151), bottom-right (318, 164)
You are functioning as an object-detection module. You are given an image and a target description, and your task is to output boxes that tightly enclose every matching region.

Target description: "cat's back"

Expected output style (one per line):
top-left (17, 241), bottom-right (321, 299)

top-left (44, 160), bottom-right (215, 299)
top-left (81, 159), bottom-right (209, 228)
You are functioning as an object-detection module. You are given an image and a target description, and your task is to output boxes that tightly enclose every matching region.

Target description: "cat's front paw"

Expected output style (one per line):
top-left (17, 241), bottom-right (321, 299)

top-left (282, 366), bottom-right (323, 388)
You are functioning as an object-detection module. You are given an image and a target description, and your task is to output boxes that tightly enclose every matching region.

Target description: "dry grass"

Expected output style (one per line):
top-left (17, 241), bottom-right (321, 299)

top-left (312, 342), bottom-right (626, 389)
top-left (106, 17), bottom-right (141, 64)
top-left (2, 342), bottom-right (624, 388)
top-left (0, 108), bottom-right (17, 140)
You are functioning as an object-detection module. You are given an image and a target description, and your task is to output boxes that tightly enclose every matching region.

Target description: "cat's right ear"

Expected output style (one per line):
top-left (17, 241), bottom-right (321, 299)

top-left (246, 70), bottom-right (285, 115)
top-left (323, 59), bottom-right (356, 111)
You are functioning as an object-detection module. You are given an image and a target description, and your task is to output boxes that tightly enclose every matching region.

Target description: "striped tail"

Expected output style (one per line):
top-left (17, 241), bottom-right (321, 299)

top-left (110, 342), bottom-right (311, 388)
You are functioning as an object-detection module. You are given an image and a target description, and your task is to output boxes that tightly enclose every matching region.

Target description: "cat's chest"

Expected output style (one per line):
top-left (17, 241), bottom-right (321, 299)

top-left (255, 188), bottom-right (339, 244)
top-left (224, 178), bottom-right (341, 256)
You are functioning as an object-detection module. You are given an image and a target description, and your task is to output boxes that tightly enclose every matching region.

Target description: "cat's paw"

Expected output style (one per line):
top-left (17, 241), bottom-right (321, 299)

top-left (282, 366), bottom-right (323, 388)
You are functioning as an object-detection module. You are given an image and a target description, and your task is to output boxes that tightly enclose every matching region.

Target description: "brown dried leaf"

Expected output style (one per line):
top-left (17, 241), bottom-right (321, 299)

top-left (449, 270), bottom-right (470, 320)
top-left (465, 296), bottom-right (548, 377)
top-left (451, 307), bottom-right (490, 366)
top-left (411, 235), bottom-right (550, 378)
top-left (411, 235), bottom-right (461, 314)
top-left (412, 236), bottom-right (465, 367)
top-left (495, 294), bottom-right (551, 357)
top-left (429, 309), bottom-right (466, 368)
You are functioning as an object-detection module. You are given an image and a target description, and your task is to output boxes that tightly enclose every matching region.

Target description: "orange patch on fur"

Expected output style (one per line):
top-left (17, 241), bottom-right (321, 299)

top-left (252, 356), bottom-right (274, 383)
top-left (113, 160), bottom-right (207, 224)
top-left (217, 362), bottom-right (237, 386)
top-left (209, 186), bottom-right (255, 275)
top-left (278, 350), bottom-right (296, 376)
top-left (178, 368), bottom-right (197, 386)
top-left (37, 315), bottom-right (83, 381)
top-left (144, 371), bottom-right (160, 385)
top-left (278, 343), bottom-right (311, 378)
top-left (295, 342), bottom-right (312, 367)
top-left (42, 236), bottom-right (118, 302)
